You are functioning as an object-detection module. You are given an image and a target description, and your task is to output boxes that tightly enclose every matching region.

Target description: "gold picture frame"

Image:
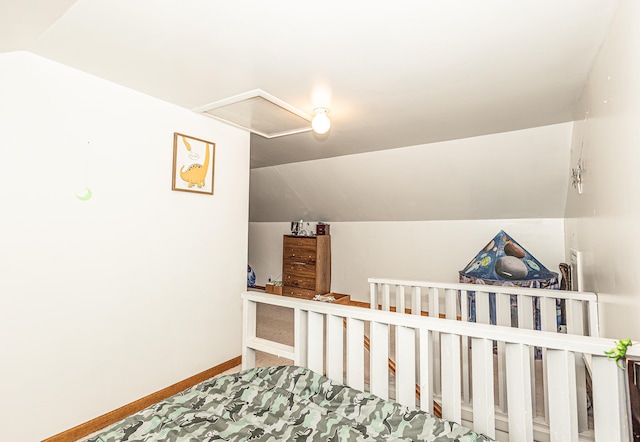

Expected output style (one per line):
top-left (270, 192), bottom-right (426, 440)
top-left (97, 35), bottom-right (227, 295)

top-left (171, 132), bottom-right (215, 195)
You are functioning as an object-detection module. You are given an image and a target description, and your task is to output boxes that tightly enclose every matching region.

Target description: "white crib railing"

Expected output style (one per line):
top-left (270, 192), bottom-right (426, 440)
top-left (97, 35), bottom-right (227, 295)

top-left (368, 278), bottom-right (599, 337)
top-left (369, 278), bottom-right (599, 434)
top-left (242, 291), bottom-right (633, 442)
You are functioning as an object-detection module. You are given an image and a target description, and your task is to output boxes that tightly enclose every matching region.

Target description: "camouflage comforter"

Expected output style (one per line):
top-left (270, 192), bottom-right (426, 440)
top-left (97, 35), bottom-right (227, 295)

top-left (88, 365), bottom-right (494, 441)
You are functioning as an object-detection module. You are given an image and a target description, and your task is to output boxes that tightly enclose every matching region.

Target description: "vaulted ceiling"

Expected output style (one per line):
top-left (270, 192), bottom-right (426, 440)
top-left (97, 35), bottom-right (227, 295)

top-left (0, 1), bottom-right (618, 221)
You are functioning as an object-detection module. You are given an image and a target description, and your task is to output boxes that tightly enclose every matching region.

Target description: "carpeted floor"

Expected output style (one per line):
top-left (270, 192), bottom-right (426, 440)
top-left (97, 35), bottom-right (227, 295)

top-left (223, 303), bottom-right (295, 375)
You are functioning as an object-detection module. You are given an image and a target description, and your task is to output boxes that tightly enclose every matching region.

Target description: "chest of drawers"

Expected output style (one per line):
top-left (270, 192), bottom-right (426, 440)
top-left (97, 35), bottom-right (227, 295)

top-left (282, 235), bottom-right (331, 298)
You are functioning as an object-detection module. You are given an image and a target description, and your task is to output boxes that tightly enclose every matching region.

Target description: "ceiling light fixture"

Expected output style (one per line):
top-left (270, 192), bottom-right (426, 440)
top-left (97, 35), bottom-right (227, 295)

top-left (311, 108), bottom-right (331, 135)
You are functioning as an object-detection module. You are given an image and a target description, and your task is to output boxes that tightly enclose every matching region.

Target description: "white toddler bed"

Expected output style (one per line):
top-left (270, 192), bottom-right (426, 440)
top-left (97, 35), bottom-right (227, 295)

top-left (242, 279), bottom-right (637, 442)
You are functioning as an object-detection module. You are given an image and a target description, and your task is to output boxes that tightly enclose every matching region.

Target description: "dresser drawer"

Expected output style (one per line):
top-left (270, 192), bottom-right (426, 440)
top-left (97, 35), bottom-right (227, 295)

top-left (283, 237), bottom-right (317, 249)
top-left (283, 247), bottom-right (317, 264)
top-left (282, 286), bottom-right (317, 298)
top-left (283, 274), bottom-right (316, 290)
top-left (283, 262), bottom-right (316, 279)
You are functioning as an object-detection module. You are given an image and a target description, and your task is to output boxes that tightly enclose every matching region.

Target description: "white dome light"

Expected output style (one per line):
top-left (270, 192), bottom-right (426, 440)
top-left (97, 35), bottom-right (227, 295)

top-left (311, 108), bottom-right (331, 134)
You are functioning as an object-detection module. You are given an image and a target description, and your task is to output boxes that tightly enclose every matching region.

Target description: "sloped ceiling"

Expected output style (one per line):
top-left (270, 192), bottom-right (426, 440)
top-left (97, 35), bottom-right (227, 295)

top-left (250, 123), bottom-right (573, 222)
top-left (0, 1), bottom-right (616, 222)
top-left (0, 0), bottom-right (78, 52)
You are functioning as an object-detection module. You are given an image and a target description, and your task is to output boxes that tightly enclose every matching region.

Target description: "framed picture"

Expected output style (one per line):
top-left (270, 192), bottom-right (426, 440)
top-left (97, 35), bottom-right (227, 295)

top-left (172, 132), bottom-right (215, 195)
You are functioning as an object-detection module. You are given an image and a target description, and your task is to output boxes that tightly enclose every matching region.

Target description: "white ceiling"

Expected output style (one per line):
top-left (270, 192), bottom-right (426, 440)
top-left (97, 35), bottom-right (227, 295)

top-left (0, 1), bottom-right (619, 222)
top-left (1, 0), bottom-right (617, 169)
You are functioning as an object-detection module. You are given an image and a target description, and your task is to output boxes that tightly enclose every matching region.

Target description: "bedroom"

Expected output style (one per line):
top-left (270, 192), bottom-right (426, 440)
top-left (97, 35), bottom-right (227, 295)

top-left (1, 1), bottom-right (639, 441)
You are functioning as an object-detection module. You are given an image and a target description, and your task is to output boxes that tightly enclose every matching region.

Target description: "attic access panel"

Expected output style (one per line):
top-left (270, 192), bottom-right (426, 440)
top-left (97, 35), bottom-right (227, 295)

top-left (193, 89), bottom-right (312, 138)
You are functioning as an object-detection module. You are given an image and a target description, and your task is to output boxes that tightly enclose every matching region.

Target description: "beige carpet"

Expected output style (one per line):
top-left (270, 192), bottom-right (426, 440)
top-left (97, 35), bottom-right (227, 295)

top-left (222, 303), bottom-right (295, 375)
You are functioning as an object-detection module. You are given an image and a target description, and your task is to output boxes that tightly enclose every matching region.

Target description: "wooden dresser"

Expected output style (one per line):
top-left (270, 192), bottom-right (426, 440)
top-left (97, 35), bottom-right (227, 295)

top-left (282, 235), bottom-right (331, 299)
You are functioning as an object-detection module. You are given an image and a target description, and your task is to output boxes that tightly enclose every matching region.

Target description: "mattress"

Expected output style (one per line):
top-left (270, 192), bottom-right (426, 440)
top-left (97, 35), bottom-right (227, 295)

top-left (87, 365), bottom-right (494, 441)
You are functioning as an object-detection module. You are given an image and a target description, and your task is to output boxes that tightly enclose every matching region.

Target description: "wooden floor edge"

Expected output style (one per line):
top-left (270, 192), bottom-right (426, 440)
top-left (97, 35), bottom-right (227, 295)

top-left (43, 355), bottom-right (242, 442)
top-left (353, 300), bottom-right (460, 320)
top-left (348, 300), bottom-right (370, 308)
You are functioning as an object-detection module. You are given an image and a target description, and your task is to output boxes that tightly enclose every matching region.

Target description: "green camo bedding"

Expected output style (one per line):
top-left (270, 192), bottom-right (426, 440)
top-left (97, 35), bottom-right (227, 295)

top-left (88, 365), bottom-right (494, 441)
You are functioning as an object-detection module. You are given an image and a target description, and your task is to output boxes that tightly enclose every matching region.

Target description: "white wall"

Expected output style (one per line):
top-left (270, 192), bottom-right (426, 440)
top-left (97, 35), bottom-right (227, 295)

top-left (564, 0), bottom-right (640, 340)
top-left (250, 219), bottom-right (566, 302)
top-left (0, 52), bottom-right (250, 441)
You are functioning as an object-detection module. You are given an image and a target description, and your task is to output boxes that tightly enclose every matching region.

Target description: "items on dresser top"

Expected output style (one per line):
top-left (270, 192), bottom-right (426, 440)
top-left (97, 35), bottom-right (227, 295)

top-left (316, 222), bottom-right (330, 235)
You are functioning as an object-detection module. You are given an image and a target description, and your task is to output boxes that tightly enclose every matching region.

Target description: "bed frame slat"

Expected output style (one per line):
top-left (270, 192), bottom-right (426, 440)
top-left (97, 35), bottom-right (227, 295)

top-left (396, 325), bottom-right (417, 408)
top-left (294, 308), bottom-right (308, 367)
top-left (308, 311), bottom-right (324, 374)
top-left (547, 349), bottom-right (579, 442)
top-left (496, 291), bottom-right (510, 412)
top-left (369, 321), bottom-right (390, 400)
top-left (346, 317), bottom-right (365, 391)
top-left (517, 294), bottom-right (538, 419)
top-left (461, 290), bottom-right (471, 405)
top-left (241, 298), bottom-right (257, 370)
top-left (396, 285), bottom-right (406, 314)
top-left (506, 342), bottom-right (534, 442)
top-left (445, 288), bottom-right (457, 319)
top-left (382, 284), bottom-right (391, 311)
top-left (471, 337), bottom-right (495, 438)
top-left (326, 314), bottom-right (344, 384)
top-left (441, 332), bottom-right (462, 424)
top-left (411, 286), bottom-right (421, 315)
top-left (428, 288), bottom-right (442, 396)
top-left (540, 296), bottom-right (557, 424)
top-left (592, 355), bottom-right (632, 442)
top-left (369, 282), bottom-right (377, 310)
top-left (419, 328), bottom-right (434, 413)
top-left (566, 299), bottom-right (589, 432)
top-left (476, 290), bottom-right (490, 325)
